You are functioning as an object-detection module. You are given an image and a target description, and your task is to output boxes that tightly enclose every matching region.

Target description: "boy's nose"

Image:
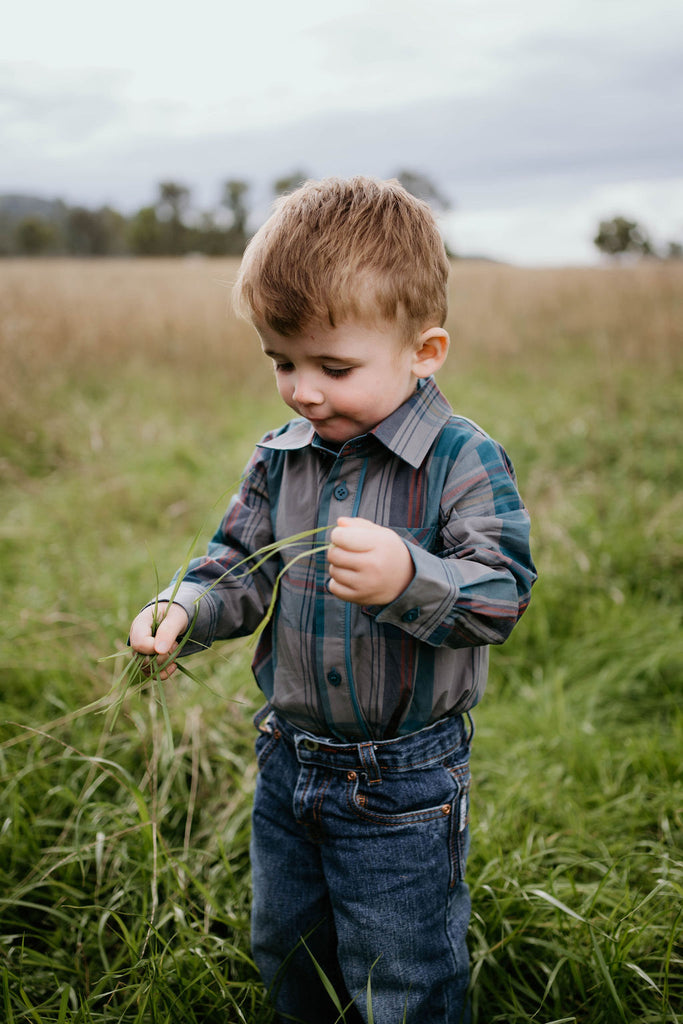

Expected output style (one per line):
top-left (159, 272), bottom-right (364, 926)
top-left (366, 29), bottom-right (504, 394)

top-left (293, 375), bottom-right (324, 404)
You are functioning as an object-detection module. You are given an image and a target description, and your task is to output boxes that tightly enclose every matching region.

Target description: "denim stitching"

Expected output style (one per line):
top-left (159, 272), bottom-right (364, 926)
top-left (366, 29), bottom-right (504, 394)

top-left (447, 764), bottom-right (470, 886)
top-left (295, 767), bottom-right (314, 823)
top-left (312, 771), bottom-right (332, 825)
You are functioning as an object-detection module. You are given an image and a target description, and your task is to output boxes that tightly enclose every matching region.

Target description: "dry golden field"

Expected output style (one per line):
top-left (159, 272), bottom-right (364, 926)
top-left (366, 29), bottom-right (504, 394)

top-left (2, 256), bottom-right (681, 391)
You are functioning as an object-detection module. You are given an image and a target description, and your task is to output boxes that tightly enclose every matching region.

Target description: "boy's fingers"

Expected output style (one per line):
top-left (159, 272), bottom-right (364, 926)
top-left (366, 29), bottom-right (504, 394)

top-left (327, 577), bottom-right (358, 602)
top-left (153, 604), bottom-right (189, 654)
top-left (137, 647), bottom-right (176, 679)
top-left (328, 564), bottom-right (358, 589)
top-left (128, 602), bottom-right (188, 656)
top-left (330, 524), bottom-right (377, 552)
top-left (155, 642), bottom-right (180, 678)
top-left (327, 543), bottom-right (363, 568)
top-left (336, 516), bottom-right (377, 529)
top-left (129, 608), bottom-right (159, 653)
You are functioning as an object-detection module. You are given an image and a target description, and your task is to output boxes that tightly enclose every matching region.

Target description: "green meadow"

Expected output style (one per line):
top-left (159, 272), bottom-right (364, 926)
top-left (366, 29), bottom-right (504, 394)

top-left (1, 257), bottom-right (681, 1022)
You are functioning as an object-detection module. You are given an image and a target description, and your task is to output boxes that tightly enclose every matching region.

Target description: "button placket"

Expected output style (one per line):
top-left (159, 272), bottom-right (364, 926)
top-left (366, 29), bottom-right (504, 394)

top-left (317, 457), bottom-right (370, 738)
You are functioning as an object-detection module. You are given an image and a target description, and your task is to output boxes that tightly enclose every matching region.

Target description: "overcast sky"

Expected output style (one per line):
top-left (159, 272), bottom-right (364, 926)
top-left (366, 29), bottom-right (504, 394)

top-left (2, 0), bottom-right (682, 264)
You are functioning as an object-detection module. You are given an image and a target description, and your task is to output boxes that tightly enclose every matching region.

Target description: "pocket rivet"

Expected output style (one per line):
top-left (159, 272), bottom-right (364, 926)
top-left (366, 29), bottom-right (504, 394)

top-left (441, 804), bottom-right (452, 815)
top-left (347, 771), bottom-right (357, 781)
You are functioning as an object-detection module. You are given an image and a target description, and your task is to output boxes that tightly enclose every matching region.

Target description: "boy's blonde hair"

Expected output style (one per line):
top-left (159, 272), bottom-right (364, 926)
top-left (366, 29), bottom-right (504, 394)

top-left (233, 176), bottom-right (450, 340)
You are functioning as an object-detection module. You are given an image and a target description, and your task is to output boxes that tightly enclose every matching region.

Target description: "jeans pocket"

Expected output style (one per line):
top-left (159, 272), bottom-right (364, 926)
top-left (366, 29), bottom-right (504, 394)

top-left (345, 761), bottom-right (458, 827)
top-left (446, 760), bottom-right (471, 886)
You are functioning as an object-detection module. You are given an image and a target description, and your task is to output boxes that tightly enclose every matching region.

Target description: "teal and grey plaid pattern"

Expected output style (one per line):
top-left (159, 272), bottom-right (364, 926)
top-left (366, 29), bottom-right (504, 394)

top-left (159, 377), bottom-right (536, 741)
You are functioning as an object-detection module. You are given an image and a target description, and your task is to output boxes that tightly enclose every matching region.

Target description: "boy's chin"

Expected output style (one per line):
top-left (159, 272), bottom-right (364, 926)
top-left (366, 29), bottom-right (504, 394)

top-left (308, 417), bottom-right (361, 444)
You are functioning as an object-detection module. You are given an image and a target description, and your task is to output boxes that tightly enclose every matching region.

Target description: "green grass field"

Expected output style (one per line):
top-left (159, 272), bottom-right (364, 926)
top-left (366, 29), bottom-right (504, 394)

top-left (1, 258), bottom-right (681, 1022)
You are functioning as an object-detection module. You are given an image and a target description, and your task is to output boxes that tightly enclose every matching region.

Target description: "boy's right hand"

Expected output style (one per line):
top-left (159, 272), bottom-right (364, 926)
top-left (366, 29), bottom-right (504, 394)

top-left (128, 602), bottom-right (189, 680)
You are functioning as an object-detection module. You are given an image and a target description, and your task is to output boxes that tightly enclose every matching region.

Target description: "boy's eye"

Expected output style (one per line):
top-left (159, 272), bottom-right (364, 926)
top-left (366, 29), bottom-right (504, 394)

top-left (272, 362), bottom-right (352, 378)
top-left (322, 366), bottom-right (352, 379)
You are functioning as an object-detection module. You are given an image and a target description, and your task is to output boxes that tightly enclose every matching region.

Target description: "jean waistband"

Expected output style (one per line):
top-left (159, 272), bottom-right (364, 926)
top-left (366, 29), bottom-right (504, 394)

top-left (257, 707), bottom-right (473, 774)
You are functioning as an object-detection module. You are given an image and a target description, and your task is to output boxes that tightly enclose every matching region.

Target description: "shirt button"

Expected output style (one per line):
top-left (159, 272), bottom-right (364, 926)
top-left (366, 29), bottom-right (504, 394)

top-left (327, 669), bottom-right (342, 686)
top-left (401, 607), bottom-right (420, 623)
top-left (333, 484), bottom-right (349, 500)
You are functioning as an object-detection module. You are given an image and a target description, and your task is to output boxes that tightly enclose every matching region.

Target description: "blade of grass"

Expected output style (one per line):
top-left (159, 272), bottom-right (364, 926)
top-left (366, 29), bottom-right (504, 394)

top-left (589, 925), bottom-right (628, 1023)
top-left (530, 888), bottom-right (587, 924)
top-left (56, 985), bottom-right (71, 1024)
top-left (247, 543), bottom-right (331, 650)
top-left (1, 969), bottom-right (16, 1024)
top-left (300, 939), bottom-right (345, 1017)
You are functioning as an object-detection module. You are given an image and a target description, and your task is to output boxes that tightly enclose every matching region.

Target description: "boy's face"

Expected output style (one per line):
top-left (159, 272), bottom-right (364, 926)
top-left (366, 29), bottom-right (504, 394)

top-left (258, 319), bottom-right (446, 444)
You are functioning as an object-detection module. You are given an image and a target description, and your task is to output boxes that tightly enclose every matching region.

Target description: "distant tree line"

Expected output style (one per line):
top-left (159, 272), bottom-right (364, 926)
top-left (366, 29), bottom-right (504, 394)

top-left (593, 216), bottom-right (682, 261)
top-left (12, 180), bottom-right (678, 263)
top-left (0, 170), bottom-right (451, 258)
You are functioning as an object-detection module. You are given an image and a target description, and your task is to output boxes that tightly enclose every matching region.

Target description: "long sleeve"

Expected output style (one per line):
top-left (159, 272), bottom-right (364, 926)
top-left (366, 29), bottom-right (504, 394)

top-left (156, 444), bottom-right (277, 654)
top-left (374, 431), bottom-right (535, 648)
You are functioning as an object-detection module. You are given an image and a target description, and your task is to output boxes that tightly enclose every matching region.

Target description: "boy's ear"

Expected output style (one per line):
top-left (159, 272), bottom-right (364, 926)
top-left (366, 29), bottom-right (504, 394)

top-left (411, 327), bottom-right (450, 378)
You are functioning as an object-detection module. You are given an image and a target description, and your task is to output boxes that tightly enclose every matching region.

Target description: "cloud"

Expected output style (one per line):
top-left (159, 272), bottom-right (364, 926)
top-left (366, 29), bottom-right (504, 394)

top-left (1, 0), bottom-right (682, 262)
top-left (445, 178), bottom-right (683, 265)
top-left (3, 78), bottom-right (680, 225)
top-left (0, 62), bottom-right (128, 146)
top-left (6, 2), bottom-right (681, 210)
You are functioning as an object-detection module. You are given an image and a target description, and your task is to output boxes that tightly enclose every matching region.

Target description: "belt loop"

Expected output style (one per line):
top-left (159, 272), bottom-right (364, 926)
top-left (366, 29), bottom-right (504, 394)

top-left (465, 712), bottom-right (475, 745)
top-left (255, 705), bottom-right (275, 733)
top-left (359, 742), bottom-right (382, 784)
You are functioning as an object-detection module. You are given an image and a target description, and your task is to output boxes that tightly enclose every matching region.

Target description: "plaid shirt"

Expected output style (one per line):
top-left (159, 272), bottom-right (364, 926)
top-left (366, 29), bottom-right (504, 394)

top-left (159, 377), bottom-right (536, 741)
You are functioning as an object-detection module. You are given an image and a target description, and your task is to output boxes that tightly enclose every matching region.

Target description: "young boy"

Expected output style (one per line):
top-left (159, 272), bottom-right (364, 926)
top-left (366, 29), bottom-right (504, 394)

top-left (129, 176), bottom-right (536, 1023)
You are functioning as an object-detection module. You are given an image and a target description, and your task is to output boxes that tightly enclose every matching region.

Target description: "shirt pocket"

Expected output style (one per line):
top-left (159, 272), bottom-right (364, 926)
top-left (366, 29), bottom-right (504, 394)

top-left (391, 524), bottom-right (439, 554)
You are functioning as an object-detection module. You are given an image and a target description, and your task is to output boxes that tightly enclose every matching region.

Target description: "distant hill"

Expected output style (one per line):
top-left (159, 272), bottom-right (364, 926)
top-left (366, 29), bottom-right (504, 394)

top-left (0, 194), bottom-right (68, 225)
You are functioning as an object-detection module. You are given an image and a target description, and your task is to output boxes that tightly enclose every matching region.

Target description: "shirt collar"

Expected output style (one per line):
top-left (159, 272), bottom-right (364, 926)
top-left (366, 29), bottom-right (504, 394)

top-left (372, 376), bottom-right (453, 467)
top-left (257, 377), bottom-right (453, 469)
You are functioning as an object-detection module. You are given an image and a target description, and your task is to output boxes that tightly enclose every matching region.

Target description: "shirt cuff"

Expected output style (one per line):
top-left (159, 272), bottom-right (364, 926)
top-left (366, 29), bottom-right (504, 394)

top-left (371, 541), bottom-right (460, 646)
top-left (148, 581), bottom-right (216, 655)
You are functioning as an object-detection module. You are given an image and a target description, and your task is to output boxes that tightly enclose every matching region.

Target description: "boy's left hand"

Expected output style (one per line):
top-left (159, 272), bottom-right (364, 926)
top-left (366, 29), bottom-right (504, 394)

top-left (327, 517), bottom-right (415, 606)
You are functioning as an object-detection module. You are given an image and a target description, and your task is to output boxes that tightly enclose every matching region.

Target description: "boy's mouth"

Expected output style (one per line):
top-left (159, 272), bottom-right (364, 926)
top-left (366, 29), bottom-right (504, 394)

top-left (305, 414), bottom-right (344, 436)
top-left (300, 410), bottom-right (332, 426)
top-left (307, 417), bottom-right (334, 434)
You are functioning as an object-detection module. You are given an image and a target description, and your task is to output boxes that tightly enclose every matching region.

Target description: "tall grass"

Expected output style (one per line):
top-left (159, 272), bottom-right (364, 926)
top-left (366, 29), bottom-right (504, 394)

top-left (1, 257), bottom-right (681, 1022)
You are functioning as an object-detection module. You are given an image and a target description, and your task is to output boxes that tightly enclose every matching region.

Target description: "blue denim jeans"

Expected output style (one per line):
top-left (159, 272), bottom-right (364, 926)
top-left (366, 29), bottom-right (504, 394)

top-left (250, 707), bottom-right (473, 1024)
